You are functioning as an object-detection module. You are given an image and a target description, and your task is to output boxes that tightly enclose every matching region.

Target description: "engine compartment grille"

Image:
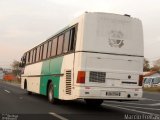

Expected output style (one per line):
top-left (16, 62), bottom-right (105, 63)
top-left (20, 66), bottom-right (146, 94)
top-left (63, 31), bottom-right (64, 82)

top-left (65, 70), bottom-right (71, 95)
top-left (89, 71), bottom-right (106, 83)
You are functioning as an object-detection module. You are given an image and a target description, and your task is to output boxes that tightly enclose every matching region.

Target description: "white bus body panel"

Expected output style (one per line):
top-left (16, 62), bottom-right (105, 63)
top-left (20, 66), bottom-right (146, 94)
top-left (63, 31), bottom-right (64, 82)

top-left (21, 62), bottom-right (42, 94)
top-left (82, 13), bottom-right (143, 56)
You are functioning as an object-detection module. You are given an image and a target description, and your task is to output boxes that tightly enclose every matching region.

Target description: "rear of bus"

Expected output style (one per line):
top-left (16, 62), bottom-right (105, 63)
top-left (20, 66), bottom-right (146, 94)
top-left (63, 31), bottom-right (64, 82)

top-left (74, 13), bottom-right (143, 104)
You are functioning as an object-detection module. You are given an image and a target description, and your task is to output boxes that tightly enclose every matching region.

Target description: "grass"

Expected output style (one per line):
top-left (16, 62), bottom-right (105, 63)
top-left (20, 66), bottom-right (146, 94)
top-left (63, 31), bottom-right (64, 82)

top-left (2, 79), bottom-right (21, 84)
top-left (143, 87), bottom-right (160, 92)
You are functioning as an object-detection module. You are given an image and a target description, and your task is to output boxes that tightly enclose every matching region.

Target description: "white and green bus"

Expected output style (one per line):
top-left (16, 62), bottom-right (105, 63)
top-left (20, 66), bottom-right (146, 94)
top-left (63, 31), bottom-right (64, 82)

top-left (20, 12), bottom-right (144, 106)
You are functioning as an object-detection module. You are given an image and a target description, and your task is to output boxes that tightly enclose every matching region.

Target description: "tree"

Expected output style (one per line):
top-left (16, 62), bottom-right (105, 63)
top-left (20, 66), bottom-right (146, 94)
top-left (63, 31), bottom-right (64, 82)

top-left (150, 65), bottom-right (159, 71)
top-left (151, 59), bottom-right (160, 71)
top-left (11, 60), bottom-right (21, 77)
top-left (143, 58), bottom-right (150, 71)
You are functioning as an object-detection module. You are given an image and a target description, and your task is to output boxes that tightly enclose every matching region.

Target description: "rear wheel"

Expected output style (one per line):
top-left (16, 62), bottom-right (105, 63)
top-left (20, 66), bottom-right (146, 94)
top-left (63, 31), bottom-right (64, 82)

top-left (24, 80), bottom-right (32, 95)
top-left (85, 99), bottom-right (103, 106)
top-left (27, 91), bottom-right (32, 95)
top-left (48, 82), bottom-right (58, 104)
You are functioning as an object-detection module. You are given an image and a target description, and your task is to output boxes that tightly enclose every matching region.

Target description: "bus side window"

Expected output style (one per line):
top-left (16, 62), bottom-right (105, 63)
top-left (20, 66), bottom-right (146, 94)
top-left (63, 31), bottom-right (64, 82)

top-left (32, 48), bottom-right (37, 63)
top-left (26, 52), bottom-right (29, 64)
top-left (22, 54), bottom-right (26, 66)
top-left (51, 38), bottom-right (57, 57)
top-left (63, 31), bottom-right (70, 53)
top-left (32, 49), bottom-right (34, 63)
top-left (22, 54), bottom-right (26, 64)
top-left (69, 27), bottom-right (76, 51)
top-left (47, 40), bottom-right (52, 58)
top-left (43, 42), bottom-right (48, 60)
top-left (57, 34), bottom-right (64, 55)
top-left (39, 45), bottom-right (43, 61)
top-left (36, 46), bottom-right (40, 62)
top-left (30, 50), bottom-right (33, 63)
top-left (32, 50), bottom-right (34, 63)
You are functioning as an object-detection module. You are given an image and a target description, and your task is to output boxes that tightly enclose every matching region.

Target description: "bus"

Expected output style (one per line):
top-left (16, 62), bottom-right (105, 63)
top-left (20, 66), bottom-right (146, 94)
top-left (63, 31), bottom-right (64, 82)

top-left (20, 12), bottom-right (144, 106)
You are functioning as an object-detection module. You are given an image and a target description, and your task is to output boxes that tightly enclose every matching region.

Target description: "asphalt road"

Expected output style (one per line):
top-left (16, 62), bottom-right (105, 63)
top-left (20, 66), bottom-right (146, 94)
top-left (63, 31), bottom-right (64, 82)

top-left (0, 80), bottom-right (160, 120)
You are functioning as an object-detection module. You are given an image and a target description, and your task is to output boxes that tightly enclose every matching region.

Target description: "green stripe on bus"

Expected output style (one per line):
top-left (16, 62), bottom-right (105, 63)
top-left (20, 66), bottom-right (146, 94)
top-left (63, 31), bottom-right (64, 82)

top-left (40, 57), bottom-right (63, 98)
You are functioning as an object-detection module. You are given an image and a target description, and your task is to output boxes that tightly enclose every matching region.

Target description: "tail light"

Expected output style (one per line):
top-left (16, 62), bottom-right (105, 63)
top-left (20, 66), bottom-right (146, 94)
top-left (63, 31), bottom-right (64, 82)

top-left (77, 71), bottom-right (85, 84)
top-left (138, 75), bottom-right (143, 86)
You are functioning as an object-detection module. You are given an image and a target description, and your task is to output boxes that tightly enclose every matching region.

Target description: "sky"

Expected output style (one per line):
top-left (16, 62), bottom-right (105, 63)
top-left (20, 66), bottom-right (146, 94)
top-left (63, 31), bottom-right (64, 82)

top-left (0, 0), bottom-right (160, 68)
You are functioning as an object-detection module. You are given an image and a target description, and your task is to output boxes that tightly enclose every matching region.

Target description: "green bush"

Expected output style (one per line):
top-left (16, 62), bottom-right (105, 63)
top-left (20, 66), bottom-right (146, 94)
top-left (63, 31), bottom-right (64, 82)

top-left (143, 87), bottom-right (160, 92)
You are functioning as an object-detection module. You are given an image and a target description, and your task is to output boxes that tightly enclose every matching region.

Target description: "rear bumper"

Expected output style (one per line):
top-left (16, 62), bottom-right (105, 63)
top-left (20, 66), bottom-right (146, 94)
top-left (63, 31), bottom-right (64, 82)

top-left (73, 86), bottom-right (143, 100)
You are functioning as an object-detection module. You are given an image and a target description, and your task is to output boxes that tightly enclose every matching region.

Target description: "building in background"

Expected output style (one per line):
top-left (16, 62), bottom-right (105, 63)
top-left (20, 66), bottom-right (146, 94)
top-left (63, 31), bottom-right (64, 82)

top-left (3, 68), bottom-right (12, 74)
top-left (0, 67), bottom-right (13, 80)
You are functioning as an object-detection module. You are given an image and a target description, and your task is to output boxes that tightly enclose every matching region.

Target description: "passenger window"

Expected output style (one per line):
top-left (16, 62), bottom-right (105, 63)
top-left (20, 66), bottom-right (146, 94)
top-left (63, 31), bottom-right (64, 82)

top-left (30, 50), bottom-right (33, 63)
top-left (43, 42), bottom-right (48, 60)
top-left (63, 31), bottom-right (70, 53)
top-left (36, 46), bottom-right (40, 62)
top-left (47, 40), bottom-right (52, 58)
top-left (69, 27), bottom-right (76, 51)
top-left (32, 48), bottom-right (37, 63)
top-left (39, 45), bottom-right (43, 60)
top-left (57, 35), bottom-right (64, 55)
top-left (51, 38), bottom-right (57, 57)
top-left (26, 52), bottom-right (30, 64)
top-left (21, 53), bottom-right (27, 66)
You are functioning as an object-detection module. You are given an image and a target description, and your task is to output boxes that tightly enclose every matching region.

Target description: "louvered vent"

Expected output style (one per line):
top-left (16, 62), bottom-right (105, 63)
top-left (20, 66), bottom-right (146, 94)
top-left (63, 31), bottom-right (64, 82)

top-left (65, 70), bottom-right (72, 95)
top-left (89, 71), bottom-right (106, 83)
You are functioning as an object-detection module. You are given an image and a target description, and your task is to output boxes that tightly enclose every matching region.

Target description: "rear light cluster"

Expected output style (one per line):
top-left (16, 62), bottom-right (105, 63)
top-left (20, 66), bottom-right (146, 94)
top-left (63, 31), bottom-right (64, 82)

top-left (76, 71), bottom-right (144, 86)
top-left (77, 71), bottom-right (85, 83)
top-left (138, 75), bottom-right (143, 86)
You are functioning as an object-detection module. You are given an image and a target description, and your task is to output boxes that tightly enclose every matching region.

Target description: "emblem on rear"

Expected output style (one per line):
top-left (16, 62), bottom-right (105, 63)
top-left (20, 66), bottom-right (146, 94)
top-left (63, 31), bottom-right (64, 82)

top-left (108, 31), bottom-right (124, 48)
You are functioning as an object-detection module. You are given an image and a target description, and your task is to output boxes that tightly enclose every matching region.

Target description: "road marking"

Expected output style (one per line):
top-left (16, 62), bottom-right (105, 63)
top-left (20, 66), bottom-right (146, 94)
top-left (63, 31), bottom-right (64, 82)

top-left (49, 112), bottom-right (68, 120)
top-left (149, 103), bottom-right (160, 106)
top-left (105, 100), bottom-right (160, 107)
top-left (104, 103), bottom-right (160, 111)
top-left (143, 98), bottom-right (160, 102)
top-left (4, 90), bottom-right (10, 93)
top-left (103, 104), bottom-right (159, 116)
top-left (104, 101), bottom-right (149, 106)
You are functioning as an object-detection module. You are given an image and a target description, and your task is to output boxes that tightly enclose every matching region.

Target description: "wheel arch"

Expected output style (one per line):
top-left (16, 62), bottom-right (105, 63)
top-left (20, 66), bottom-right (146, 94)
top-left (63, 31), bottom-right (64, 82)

top-left (24, 79), bottom-right (27, 89)
top-left (47, 79), bottom-right (53, 96)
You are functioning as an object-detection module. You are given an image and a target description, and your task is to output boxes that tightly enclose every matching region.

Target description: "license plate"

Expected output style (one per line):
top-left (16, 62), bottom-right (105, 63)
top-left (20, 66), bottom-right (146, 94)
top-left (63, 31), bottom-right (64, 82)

top-left (106, 91), bottom-right (120, 96)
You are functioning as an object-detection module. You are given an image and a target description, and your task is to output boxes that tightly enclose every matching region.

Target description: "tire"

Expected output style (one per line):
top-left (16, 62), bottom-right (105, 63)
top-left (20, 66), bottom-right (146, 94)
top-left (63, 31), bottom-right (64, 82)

top-left (48, 82), bottom-right (58, 104)
top-left (24, 80), bottom-right (32, 95)
top-left (27, 91), bottom-right (32, 95)
top-left (85, 99), bottom-right (103, 106)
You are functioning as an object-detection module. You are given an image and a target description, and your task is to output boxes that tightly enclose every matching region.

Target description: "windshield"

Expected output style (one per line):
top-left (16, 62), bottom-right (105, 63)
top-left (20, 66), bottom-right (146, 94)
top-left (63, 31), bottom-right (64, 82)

top-left (144, 78), bottom-right (152, 84)
top-left (153, 77), bottom-right (160, 84)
